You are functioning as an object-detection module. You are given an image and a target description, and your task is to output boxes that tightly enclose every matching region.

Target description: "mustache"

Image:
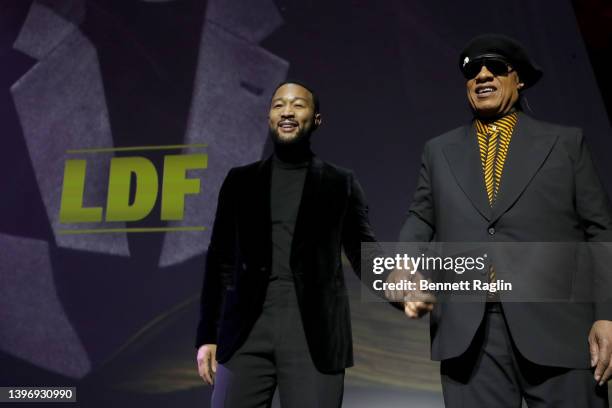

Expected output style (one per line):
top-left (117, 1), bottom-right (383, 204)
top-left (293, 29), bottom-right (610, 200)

top-left (277, 119), bottom-right (299, 126)
top-left (268, 126), bottom-right (313, 140)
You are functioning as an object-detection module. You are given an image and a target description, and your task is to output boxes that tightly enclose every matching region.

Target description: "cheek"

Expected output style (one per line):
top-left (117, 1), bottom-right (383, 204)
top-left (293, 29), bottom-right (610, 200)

top-left (502, 78), bottom-right (518, 96)
top-left (268, 116), bottom-right (277, 128)
top-left (502, 85), bottom-right (518, 102)
top-left (300, 113), bottom-right (314, 126)
top-left (269, 111), bottom-right (280, 121)
top-left (466, 87), bottom-right (480, 107)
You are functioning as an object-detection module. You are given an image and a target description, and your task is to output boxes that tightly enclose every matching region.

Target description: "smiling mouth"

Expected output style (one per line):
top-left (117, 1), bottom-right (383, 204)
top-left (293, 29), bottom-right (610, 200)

top-left (278, 121), bottom-right (298, 132)
top-left (475, 85), bottom-right (497, 97)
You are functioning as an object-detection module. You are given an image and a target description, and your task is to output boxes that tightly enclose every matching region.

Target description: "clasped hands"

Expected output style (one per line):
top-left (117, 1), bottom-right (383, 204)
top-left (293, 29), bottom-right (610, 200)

top-left (384, 268), bottom-right (435, 319)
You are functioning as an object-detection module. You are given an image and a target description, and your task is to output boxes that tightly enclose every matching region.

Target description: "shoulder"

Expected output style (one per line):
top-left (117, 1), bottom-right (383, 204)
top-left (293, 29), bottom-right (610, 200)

top-left (520, 114), bottom-right (581, 139)
top-left (221, 159), bottom-right (266, 187)
top-left (418, 124), bottom-right (469, 159)
top-left (519, 114), bottom-right (584, 157)
top-left (230, 160), bottom-right (264, 174)
top-left (428, 125), bottom-right (468, 147)
top-left (320, 159), bottom-right (353, 176)
top-left (316, 159), bottom-right (366, 199)
top-left (316, 158), bottom-right (356, 182)
top-left (315, 158), bottom-right (362, 198)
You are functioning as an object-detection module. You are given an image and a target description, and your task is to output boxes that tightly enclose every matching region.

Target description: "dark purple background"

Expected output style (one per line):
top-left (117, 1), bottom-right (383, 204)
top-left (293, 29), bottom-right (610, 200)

top-left (1, 1), bottom-right (610, 407)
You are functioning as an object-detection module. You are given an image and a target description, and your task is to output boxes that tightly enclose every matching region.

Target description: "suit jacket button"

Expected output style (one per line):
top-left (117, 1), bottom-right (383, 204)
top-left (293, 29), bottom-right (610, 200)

top-left (488, 227), bottom-right (496, 235)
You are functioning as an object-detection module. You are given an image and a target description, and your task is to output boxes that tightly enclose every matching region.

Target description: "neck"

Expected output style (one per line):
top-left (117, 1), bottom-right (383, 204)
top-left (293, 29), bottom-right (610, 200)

top-left (476, 107), bottom-right (518, 123)
top-left (273, 139), bottom-right (313, 163)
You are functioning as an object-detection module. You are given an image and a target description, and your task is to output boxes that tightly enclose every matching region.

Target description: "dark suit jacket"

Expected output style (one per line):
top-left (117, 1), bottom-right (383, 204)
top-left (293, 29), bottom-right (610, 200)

top-left (196, 156), bottom-right (376, 372)
top-left (400, 112), bottom-right (612, 368)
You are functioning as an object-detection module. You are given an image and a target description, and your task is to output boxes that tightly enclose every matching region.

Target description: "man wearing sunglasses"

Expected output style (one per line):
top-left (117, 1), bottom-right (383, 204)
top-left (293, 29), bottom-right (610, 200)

top-left (392, 33), bottom-right (612, 406)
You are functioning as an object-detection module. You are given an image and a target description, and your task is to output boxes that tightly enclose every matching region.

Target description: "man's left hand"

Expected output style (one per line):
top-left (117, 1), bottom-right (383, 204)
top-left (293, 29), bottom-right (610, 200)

top-left (589, 320), bottom-right (612, 385)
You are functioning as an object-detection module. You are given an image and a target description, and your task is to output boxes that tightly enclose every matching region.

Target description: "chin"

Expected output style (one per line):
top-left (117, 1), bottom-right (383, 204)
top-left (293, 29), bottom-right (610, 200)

top-left (271, 133), bottom-right (299, 145)
top-left (277, 137), bottom-right (300, 145)
top-left (272, 129), bottom-right (310, 143)
top-left (474, 104), bottom-right (502, 118)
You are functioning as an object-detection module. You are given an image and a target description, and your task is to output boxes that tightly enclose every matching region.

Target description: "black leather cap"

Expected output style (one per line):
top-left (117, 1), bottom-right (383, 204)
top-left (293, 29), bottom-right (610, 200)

top-left (459, 33), bottom-right (543, 88)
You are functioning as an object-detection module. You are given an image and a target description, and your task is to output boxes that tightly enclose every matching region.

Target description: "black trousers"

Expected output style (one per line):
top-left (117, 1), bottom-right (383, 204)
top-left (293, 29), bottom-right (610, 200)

top-left (441, 302), bottom-right (609, 408)
top-left (212, 280), bottom-right (345, 408)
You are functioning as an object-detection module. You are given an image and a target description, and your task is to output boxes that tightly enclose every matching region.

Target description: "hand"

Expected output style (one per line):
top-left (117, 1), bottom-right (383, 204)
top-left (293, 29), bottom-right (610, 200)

top-left (589, 320), bottom-right (612, 385)
top-left (404, 296), bottom-right (435, 319)
top-left (385, 269), bottom-right (435, 318)
top-left (197, 344), bottom-right (218, 385)
top-left (384, 268), bottom-right (413, 302)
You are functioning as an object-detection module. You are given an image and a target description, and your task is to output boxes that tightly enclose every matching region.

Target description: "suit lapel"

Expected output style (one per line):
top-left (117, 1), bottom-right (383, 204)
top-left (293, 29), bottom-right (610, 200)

top-left (249, 157), bottom-right (273, 266)
top-left (291, 157), bottom-right (324, 264)
top-left (490, 113), bottom-right (558, 224)
top-left (443, 125), bottom-right (492, 221)
top-left (255, 156), bottom-right (273, 231)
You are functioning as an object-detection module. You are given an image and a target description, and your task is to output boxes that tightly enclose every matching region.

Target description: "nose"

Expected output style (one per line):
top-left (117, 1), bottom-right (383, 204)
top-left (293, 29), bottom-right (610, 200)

top-left (280, 107), bottom-right (295, 118)
top-left (475, 65), bottom-right (494, 81)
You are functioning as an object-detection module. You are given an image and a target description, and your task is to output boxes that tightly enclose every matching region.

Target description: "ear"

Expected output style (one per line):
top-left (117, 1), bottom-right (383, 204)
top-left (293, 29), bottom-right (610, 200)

top-left (314, 113), bottom-right (322, 128)
top-left (515, 73), bottom-right (525, 90)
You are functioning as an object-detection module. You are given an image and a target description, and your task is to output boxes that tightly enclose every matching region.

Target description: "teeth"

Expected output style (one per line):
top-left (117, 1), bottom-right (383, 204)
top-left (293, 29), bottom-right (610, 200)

top-left (477, 87), bottom-right (495, 94)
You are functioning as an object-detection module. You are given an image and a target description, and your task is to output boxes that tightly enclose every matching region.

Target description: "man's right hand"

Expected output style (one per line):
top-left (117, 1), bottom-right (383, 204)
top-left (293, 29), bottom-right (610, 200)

top-left (404, 297), bottom-right (434, 319)
top-left (384, 268), bottom-right (413, 302)
top-left (385, 268), bottom-right (435, 319)
top-left (197, 344), bottom-right (217, 385)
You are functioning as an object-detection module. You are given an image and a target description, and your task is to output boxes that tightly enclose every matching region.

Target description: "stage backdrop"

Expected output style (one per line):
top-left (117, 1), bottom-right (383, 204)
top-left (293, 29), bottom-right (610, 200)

top-left (1, 0), bottom-right (610, 407)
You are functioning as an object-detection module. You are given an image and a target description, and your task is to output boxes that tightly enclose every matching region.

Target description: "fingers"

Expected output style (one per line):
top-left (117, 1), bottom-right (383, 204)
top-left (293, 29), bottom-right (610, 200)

top-left (599, 360), bottom-right (612, 385)
top-left (412, 291), bottom-right (436, 304)
top-left (405, 301), bottom-right (416, 318)
top-left (589, 334), bottom-right (599, 368)
top-left (384, 269), bottom-right (436, 307)
top-left (198, 350), bottom-right (213, 385)
top-left (404, 301), bottom-right (433, 319)
top-left (386, 287), bottom-right (411, 303)
top-left (384, 280), bottom-right (408, 303)
top-left (595, 339), bottom-right (611, 385)
top-left (385, 287), bottom-right (403, 302)
top-left (384, 269), bottom-right (414, 302)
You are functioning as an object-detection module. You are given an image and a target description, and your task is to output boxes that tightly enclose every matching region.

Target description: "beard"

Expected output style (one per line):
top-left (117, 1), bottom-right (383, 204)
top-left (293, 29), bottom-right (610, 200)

top-left (268, 124), bottom-right (313, 145)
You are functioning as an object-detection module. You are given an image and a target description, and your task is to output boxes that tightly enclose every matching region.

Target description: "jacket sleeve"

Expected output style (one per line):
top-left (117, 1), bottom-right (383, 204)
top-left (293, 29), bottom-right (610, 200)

top-left (195, 168), bottom-right (237, 348)
top-left (341, 173), bottom-right (377, 279)
top-left (572, 131), bottom-right (612, 321)
top-left (399, 142), bottom-right (436, 243)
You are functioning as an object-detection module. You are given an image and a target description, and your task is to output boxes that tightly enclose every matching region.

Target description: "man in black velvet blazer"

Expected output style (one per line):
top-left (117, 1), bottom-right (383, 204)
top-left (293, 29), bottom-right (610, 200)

top-left (195, 81), bottom-right (376, 407)
top-left (391, 34), bottom-right (612, 407)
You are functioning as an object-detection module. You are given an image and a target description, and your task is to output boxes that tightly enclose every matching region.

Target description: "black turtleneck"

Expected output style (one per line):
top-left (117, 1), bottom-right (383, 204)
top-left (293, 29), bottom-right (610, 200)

top-left (269, 142), bottom-right (312, 282)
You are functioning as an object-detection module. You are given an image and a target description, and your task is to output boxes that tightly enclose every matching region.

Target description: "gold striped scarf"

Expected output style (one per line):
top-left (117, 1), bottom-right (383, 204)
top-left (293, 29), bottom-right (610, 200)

top-left (475, 112), bottom-right (518, 206)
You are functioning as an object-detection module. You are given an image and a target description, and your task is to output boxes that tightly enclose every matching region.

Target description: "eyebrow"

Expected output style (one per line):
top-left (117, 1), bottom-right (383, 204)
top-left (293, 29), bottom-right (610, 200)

top-left (271, 96), bottom-right (310, 104)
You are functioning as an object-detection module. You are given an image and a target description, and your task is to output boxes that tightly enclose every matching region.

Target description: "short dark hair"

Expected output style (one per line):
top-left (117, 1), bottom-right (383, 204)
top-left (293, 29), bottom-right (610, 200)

top-left (272, 80), bottom-right (320, 113)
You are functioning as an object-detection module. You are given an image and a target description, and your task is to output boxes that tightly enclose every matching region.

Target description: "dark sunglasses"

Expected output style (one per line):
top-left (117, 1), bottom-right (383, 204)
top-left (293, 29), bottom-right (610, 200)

top-left (462, 58), bottom-right (514, 79)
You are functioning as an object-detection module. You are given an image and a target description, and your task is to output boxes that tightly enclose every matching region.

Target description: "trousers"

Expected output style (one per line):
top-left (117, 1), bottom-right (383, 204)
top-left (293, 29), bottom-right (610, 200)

top-left (212, 280), bottom-right (344, 408)
top-left (441, 302), bottom-right (609, 408)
